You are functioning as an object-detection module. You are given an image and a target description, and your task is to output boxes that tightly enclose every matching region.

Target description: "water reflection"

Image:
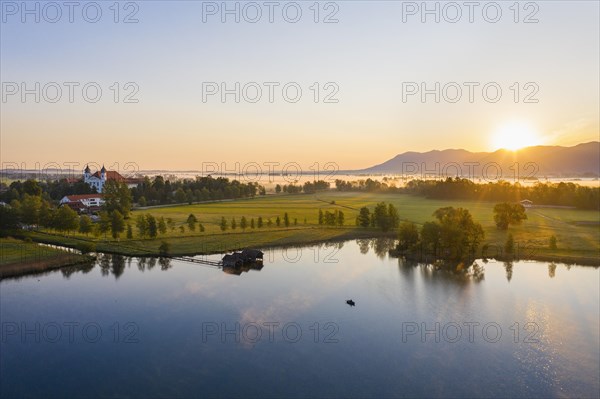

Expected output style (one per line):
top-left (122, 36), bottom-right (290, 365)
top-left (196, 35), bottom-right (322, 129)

top-left (505, 261), bottom-right (514, 282)
top-left (354, 237), bottom-right (396, 258)
top-left (2, 239), bottom-right (597, 283)
top-left (548, 262), bottom-right (557, 278)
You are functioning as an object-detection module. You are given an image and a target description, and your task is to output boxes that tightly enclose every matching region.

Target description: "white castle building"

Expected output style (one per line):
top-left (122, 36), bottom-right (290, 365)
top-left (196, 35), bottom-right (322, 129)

top-left (83, 165), bottom-right (107, 193)
top-left (83, 165), bottom-right (141, 193)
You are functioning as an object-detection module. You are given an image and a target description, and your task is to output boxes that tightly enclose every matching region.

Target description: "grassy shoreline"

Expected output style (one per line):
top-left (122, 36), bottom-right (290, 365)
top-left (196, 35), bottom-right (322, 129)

top-left (3, 192), bottom-right (598, 277)
top-left (19, 226), bottom-right (600, 267)
top-left (0, 237), bottom-right (95, 279)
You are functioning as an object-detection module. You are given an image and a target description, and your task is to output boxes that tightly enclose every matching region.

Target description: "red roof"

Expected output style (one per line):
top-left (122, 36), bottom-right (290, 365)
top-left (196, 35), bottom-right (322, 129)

top-left (65, 194), bottom-right (104, 201)
top-left (92, 170), bottom-right (126, 182)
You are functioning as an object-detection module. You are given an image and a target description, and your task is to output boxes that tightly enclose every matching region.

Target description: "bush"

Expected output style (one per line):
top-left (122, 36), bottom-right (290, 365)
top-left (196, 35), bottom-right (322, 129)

top-left (549, 235), bottom-right (557, 250)
top-left (77, 242), bottom-right (96, 254)
top-left (159, 241), bottom-right (171, 256)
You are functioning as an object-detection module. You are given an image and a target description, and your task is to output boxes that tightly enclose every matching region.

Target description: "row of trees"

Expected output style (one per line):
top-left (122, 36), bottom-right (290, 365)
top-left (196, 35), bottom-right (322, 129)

top-left (405, 178), bottom-right (599, 210)
top-left (275, 180), bottom-right (331, 194)
top-left (219, 213), bottom-right (304, 231)
top-left (318, 209), bottom-right (345, 226)
top-left (0, 178), bottom-right (95, 203)
top-left (131, 176), bottom-right (263, 206)
top-left (355, 202), bottom-right (401, 231)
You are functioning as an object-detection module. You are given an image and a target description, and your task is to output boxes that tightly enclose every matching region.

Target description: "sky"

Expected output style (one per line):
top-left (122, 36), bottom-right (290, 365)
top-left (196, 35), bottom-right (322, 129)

top-left (1, 0), bottom-right (599, 171)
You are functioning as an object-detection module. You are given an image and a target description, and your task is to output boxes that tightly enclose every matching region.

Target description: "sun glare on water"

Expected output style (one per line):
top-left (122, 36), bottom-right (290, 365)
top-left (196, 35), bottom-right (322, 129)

top-left (492, 122), bottom-right (541, 151)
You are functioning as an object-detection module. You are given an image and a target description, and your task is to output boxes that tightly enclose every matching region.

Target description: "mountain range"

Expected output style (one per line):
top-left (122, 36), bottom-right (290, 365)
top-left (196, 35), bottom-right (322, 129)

top-left (355, 142), bottom-right (600, 177)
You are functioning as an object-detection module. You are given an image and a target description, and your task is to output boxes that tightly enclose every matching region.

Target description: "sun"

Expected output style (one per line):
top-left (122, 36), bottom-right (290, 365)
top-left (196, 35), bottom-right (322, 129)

top-left (491, 122), bottom-right (541, 151)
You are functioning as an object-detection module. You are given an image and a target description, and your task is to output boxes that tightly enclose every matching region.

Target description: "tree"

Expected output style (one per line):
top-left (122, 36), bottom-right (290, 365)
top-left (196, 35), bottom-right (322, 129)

top-left (250, 218), bottom-right (255, 229)
top-left (126, 224), bottom-right (133, 239)
top-left (103, 181), bottom-right (132, 218)
top-left (397, 221), bottom-right (419, 251)
top-left (276, 216), bottom-right (281, 227)
top-left (55, 205), bottom-right (79, 235)
top-left (98, 211), bottom-right (111, 238)
top-left (38, 200), bottom-right (53, 228)
top-left (388, 204), bottom-right (400, 229)
top-left (187, 214), bottom-right (197, 232)
top-left (504, 233), bottom-right (515, 254)
top-left (284, 213), bottom-right (290, 227)
top-left (158, 217), bottom-right (167, 235)
top-left (138, 196), bottom-right (147, 207)
top-left (420, 221), bottom-right (441, 256)
top-left (372, 202), bottom-right (398, 231)
top-left (493, 203), bottom-right (527, 230)
top-left (220, 216), bottom-right (228, 231)
top-left (231, 217), bottom-right (237, 230)
top-left (146, 214), bottom-right (158, 238)
top-left (159, 241), bottom-right (171, 256)
top-left (275, 184), bottom-right (282, 193)
top-left (257, 216), bottom-right (263, 228)
top-left (135, 214), bottom-right (148, 237)
top-left (175, 188), bottom-right (187, 203)
top-left (240, 216), bottom-right (248, 230)
top-left (549, 235), bottom-right (557, 250)
top-left (432, 207), bottom-right (484, 262)
top-left (0, 206), bottom-right (20, 231)
top-left (79, 215), bottom-right (93, 235)
top-left (199, 223), bottom-right (205, 232)
top-left (318, 209), bottom-right (324, 225)
top-left (20, 195), bottom-right (41, 227)
top-left (110, 210), bottom-right (125, 239)
top-left (356, 207), bottom-right (371, 227)
top-left (337, 210), bottom-right (345, 226)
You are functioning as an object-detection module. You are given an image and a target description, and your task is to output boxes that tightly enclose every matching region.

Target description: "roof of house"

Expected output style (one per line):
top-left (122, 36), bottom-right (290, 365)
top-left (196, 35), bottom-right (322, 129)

top-left (92, 170), bottom-right (127, 182)
top-left (64, 194), bottom-right (104, 201)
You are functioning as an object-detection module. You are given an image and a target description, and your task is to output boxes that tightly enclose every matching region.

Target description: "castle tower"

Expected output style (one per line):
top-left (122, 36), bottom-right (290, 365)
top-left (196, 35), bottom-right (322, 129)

top-left (84, 165), bottom-right (91, 182)
top-left (100, 165), bottom-right (106, 181)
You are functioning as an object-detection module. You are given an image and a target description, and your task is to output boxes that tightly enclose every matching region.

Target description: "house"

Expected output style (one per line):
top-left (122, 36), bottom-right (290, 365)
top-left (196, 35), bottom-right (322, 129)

top-left (519, 199), bottom-right (533, 208)
top-left (221, 249), bottom-right (264, 268)
top-left (60, 194), bottom-right (104, 214)
top-left (222, 253), bottom-right (244, 267)
top-left (241, 249), bottom-right (264, 262)
top-left (83, 165), bottom-right (143, 193)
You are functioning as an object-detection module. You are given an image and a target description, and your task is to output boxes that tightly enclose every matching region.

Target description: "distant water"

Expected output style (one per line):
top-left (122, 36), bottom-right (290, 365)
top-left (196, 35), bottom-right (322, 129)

top-left (1, 240), bottom-right (598, 398)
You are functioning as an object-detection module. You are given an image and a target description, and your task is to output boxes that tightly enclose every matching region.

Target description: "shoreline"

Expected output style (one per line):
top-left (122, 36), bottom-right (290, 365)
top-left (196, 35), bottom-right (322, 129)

top-left (3, 229), bottom-right (595, 278)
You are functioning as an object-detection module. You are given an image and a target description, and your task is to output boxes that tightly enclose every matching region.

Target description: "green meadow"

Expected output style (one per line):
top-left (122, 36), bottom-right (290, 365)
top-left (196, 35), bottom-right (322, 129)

top-left (26, 192), bottom-right (599, 263)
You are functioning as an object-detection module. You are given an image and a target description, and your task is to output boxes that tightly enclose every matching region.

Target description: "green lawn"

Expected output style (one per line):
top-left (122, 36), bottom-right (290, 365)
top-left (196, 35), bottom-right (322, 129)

top-left (31, 192), bottom-right (600, 262)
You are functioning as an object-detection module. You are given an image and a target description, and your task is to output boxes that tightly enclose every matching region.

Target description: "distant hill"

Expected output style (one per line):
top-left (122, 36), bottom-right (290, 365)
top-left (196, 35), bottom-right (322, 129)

top-left (357, 142), bottom-right (600, 177)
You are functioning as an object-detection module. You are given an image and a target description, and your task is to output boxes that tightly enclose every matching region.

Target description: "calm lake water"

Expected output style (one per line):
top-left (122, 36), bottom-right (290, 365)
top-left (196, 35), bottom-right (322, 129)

top-left (1, 240), bottom-right (599, 398)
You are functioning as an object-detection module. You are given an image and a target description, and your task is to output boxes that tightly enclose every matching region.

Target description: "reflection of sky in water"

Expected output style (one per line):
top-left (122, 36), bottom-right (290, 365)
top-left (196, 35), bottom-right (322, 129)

top-left (1, 240), bottom-right (598, 398)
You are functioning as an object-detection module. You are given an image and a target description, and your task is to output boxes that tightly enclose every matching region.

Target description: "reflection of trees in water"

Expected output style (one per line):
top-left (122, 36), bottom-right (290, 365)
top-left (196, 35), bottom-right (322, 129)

top-left (373, 238), bottom-right (395, 258)
top-left (99, 254), bottom-right (111, 276)
top-left (548, 262), bottom-right (557, 278)
top-left (354, 237), bottom-right (395, 258)
top-left (137, 257), bottom-right (147, 272)
top-left (60, 261), bottom-right (96, 278)
top-left (396, 258), bottom-right (485, 283)
top-left (159, 257), bottom-right (172, 270)
top-left (111, 255), bottom-right (126, 279)
top-left (356, 239), bottom-right (371, 255)
top-left (504, 262), bottom-right (513, 282)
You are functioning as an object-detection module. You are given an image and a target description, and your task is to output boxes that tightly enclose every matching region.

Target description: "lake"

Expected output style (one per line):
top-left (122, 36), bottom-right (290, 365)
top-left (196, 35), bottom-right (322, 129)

top-left (1, 240), bottom-right (598, 398)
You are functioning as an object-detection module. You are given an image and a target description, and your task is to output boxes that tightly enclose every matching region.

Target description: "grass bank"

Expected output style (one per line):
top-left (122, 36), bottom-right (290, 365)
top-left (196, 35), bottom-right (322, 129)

top-left (0, 237), bottom-right (94, 279)
top-left (22, 192), bottom-right (600, 265)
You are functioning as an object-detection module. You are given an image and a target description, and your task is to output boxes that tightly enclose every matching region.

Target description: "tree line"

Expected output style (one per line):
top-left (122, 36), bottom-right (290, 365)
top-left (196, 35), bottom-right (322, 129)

top-left (132, 176), bottom-right (263, 206)
top-left (275, 180), bottom-right (330, 195)
top-left (334, 177), bottom-right (599, 210)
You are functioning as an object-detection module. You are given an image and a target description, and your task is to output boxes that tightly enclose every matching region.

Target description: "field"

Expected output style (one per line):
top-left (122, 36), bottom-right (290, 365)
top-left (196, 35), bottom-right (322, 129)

top-left (29, 192), bottom-right (600, 263)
